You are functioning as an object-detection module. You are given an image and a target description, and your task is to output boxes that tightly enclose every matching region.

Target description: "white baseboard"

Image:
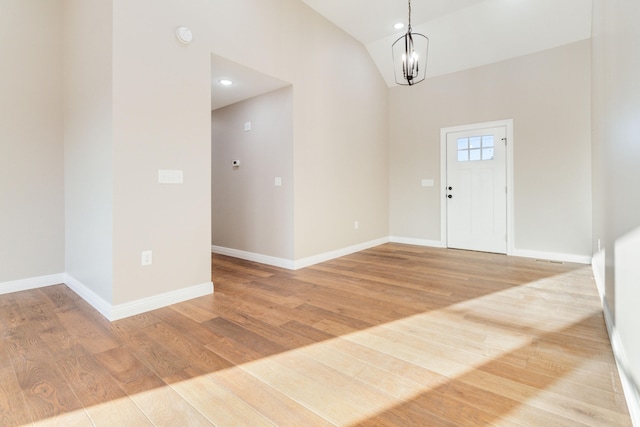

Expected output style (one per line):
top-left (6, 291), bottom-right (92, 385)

top-left (65, 273), bottom-right (213, 321)
top-left (213, 238), bottom-right (390, 270)
top-left (211, 245), bottom-right (295, 270)
top-left (212, 239), bottom-right (591, 270)
top-left (109, 281), bottom-right (213, 321)
top-left (389, 236), bottom-right (445, 248)
top-left (64, 274), bottom-right (113, 319)
top-left (387, 239), bottom-right (591, 265)
top-left (602, 303), bottom-right (640, 426)
top-left (0, 273), bottom-right (65, 295)
top-left (293, 237), bottom-right (389, 270)
top-left (510, 248), bottom-right (592, 264)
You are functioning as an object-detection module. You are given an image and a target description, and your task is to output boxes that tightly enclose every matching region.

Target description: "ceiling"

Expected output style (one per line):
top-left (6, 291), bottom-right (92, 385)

top-left (210, 54), bottom-right (290, 111)
top-left (211, 0), bottom-right (592, 109)
top-left (302, 0), bottom-right (488, 44)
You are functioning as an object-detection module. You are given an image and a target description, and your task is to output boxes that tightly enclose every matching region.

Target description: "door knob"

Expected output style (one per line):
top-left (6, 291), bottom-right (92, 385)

top-left (448, 195), bottom-right (453, 199)
top-left (448, 186), bottom-right (453, 190)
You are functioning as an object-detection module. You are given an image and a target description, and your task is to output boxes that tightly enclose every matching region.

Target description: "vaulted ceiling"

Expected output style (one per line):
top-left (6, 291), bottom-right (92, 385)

top-left (211, 0), bottom-right (592, 109)
top-left (301, 0), bottom-right (592, 86)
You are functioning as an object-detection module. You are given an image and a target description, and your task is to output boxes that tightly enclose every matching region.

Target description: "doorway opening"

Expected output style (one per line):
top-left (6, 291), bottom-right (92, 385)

top-left (210, 54), bottom-right (294, 265)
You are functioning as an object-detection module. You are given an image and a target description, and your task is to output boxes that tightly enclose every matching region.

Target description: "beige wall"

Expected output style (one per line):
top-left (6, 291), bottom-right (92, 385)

top-left (160, 0), bottom-right (389, 261)
top-left (63, 0), bottom-right (114, 302)
top-left (212, 87), bottom-right (294, 260)
top-left (105, 0), bottom-right (387, 302)
top-left (3, 0), bottom-right (388, 308)
top-left (390, 40), bottom-right (592, 258)
top-left (592, 0), bottom-right (640, 411)
top-left (0, 0), bottom-right (65, 282)
top-left (5, 0), bottom-right (601, 326)
top-left (289, 30), bottom-right (390, 259)
top-left (110, 0), bottom-right (212, 304)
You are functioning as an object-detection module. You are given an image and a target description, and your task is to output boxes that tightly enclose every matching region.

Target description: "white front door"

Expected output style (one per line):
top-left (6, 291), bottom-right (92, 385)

top-left (445, 126), bottom-right (507, 253)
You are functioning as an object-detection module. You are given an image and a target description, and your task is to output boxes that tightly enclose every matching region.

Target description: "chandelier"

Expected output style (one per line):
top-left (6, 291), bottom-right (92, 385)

top-left (392, 0), bottom-right (429, 86)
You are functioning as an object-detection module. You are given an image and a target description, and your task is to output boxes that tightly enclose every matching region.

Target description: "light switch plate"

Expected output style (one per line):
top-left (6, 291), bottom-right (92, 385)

top-left (274, 177), bottom-right (282, 187)
top-left (421, 179), bottom-right (434, 187)
top-left (141, 250), bottom-right (153, 266)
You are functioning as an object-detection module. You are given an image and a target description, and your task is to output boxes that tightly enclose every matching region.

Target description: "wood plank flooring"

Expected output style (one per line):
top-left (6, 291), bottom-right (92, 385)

top-left (0, 243), bottom-right (632, 426)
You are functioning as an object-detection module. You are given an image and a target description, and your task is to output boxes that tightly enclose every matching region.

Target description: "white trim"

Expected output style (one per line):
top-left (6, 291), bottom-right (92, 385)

top-left (592, 250), bottom-right (606, 303)
top-left (440, 129), bottom-right (447, 250)
top-left (109, 282), bottom-right (213, 321)
top-left (64, 274), bottom-right (113, 319)
top-left (602, 304), bottom-right (640, 427)
top-left (213, 239), bottom-right (592, 268)
top-left (506, 122), bottom-right (515, 255)
top-left (440, 119), bottom-right (515, 254)
top-left (293, 237), bottom-right (389, 270)
top-left (211, 245), bottom-right (295, 270)
top-left (0, 273), bottom-right (65, 295)
top-left (389, 237), bottom-right (445, 248)
top-left (511, 248), bottom-right (591, 264)
top-left (65, 273), bottom-right (213, 321)
top-left (213, 238), bottom-right (389, 270)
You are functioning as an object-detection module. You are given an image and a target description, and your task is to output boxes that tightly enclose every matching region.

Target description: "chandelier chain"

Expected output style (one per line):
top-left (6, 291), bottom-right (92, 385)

top-left (408, 0), bottom-right (412, 31)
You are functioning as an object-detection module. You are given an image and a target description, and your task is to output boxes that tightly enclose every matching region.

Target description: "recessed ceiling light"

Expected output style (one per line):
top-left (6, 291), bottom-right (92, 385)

top-left (394, 22), bottom-right (405, 30)
top-left (219, 79), bottom-right (233, 86)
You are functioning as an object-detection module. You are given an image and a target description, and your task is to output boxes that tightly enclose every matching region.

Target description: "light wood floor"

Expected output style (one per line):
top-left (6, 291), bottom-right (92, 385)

top-left (0, 244), bottom-right (631, 426)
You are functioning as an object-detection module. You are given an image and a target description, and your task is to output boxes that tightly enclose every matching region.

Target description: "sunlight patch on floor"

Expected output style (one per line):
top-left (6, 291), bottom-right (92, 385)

top-left (186, 268), bottom-right (597, 425)
top-left (35, 267), bottom-right (603, 426)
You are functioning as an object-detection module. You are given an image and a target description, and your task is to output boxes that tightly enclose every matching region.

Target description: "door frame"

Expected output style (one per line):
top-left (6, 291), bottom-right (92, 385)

top-left (440, 119), bottom-right (515, 255)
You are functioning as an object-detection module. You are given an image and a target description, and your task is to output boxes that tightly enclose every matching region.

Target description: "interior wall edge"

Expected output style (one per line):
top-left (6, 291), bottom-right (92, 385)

top-left (602, 302), bottom-right (640, 426)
